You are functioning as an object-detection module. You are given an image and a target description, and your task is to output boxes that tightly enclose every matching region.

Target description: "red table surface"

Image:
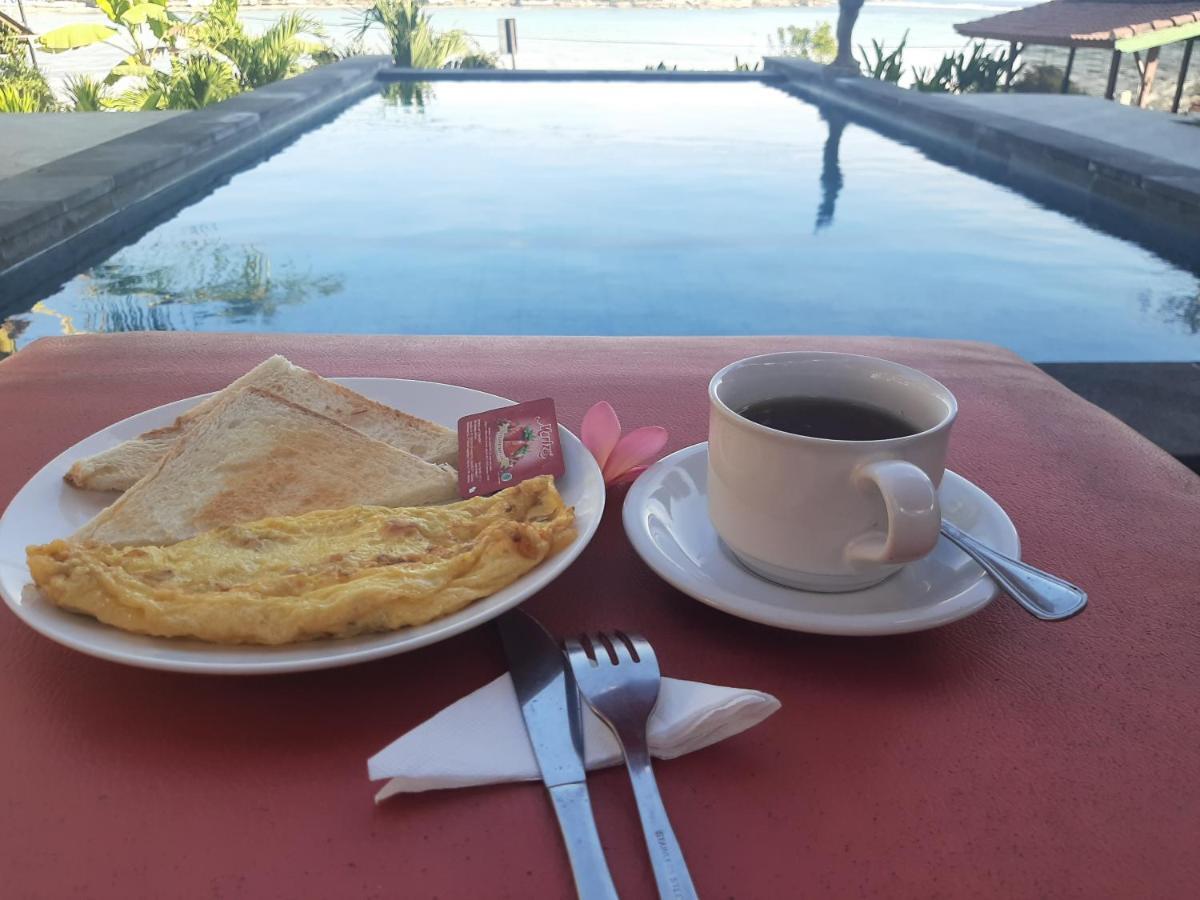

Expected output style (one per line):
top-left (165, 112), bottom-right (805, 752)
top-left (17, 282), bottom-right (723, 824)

top-left (1, 334), bottom-right (1198, 900)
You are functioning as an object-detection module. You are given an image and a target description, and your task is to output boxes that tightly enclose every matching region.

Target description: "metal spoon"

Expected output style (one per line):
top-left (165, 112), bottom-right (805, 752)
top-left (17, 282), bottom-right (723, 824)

top-left (941, 520), bottom-right (1087, 621)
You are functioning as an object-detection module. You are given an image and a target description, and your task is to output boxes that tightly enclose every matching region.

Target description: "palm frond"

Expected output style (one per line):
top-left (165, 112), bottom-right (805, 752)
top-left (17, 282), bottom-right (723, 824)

top-left (165, 55), bottom-right (241, 109)
top-left (64, 74), bottom-right (108, 111)
top-left (361, 0), bottom-right (472, 68)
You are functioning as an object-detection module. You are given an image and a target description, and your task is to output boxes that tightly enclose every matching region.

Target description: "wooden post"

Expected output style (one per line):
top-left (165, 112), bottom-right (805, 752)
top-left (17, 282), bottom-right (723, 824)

top-left (1173, 37), bottom-right (1195, 114)
top-left (1004, 41), bottom-right (1019, 91)
top-left (1061, 47), bottom-right (1076, 93)
top-left (1137, 46), bottom-right (1161, 107)
top-left (14, 0), bottom-right (38, 69)
top-left (1105, 50), bottom-right (1122, 100)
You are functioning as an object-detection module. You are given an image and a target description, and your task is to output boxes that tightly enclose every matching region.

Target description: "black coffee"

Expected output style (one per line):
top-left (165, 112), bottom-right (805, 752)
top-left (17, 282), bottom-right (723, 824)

top-left (737, 396), bottom-right (918, 441)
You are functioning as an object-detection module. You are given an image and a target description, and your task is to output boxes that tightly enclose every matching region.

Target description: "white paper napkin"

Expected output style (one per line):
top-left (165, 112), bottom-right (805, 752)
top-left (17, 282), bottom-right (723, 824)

top-left (369, 673), bottom-right (780, 802)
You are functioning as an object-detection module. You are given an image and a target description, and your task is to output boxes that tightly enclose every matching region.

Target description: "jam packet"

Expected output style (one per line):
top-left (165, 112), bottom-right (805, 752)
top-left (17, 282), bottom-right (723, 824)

top-left (457, 398), bottom-right (565, 498)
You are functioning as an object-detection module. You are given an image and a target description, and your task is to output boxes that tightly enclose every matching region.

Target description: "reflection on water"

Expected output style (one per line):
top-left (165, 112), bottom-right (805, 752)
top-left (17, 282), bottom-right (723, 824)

top-left (1, 230), bottom-right (344, 356)
top-left (80, 234), bottom-right (343, 325)
top-left (815, 107), bottom-right (847, 233)
top-left (381, 81), bottom-right (433, 109)
top-left (1142, 289), bottom-right (1200, 334)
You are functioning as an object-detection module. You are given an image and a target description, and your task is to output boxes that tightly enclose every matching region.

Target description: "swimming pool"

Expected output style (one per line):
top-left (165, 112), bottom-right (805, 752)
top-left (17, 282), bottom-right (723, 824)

top-left (5, 80), bottom-right (1198, 361)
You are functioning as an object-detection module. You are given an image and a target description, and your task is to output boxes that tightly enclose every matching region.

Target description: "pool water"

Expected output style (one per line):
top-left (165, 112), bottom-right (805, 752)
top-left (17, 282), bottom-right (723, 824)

top-left (6, 81), bottom-right (1198, 361)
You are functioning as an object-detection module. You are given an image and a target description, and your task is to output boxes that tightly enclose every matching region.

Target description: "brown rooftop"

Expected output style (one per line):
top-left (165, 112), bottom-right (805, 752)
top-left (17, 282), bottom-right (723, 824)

top-left (955, 0), bottom-right (1200, 47)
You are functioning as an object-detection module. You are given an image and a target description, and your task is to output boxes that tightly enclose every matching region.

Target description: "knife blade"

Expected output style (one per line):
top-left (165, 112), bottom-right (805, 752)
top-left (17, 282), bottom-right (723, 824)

top-left (498, 610), bottom-right (619, 900)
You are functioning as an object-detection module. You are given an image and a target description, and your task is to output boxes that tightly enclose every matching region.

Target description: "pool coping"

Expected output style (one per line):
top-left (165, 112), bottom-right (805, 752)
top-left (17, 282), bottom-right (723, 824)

top-left (0, 56), bottom-right (388, 307)
top-left (764, 57), bottom-right (1200, 270)
top-left (378, 67), bottom-right (783, 82)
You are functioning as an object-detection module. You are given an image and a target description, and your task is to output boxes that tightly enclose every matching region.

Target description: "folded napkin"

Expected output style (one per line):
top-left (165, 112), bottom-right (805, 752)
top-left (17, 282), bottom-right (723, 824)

top-left (369, 673), bottom-right (780, 802)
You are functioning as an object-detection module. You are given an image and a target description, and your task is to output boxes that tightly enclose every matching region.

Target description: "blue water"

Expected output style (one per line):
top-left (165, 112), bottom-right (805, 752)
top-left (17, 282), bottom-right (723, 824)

top-left (9, 81), bottom-right (1199, 360)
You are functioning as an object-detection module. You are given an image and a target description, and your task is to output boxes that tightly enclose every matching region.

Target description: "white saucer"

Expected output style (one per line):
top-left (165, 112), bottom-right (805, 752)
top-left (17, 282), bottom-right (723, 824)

top-left (622, 443), bottom-right (1018, 636)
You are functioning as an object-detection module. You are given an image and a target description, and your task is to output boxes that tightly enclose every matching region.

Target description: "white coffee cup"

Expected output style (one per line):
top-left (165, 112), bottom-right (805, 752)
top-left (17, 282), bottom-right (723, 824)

top-left (707, 352), bottom-right (957, 592)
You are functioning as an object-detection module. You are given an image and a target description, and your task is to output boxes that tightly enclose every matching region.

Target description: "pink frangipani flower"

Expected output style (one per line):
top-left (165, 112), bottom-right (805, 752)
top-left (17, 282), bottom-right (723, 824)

top-left (581, 401), bottom-right (668, 486)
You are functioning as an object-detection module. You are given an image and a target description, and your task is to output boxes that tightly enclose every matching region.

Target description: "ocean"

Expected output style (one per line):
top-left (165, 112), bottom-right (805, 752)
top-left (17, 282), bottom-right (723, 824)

top-left (246, 2), bottom-right (1027, 73)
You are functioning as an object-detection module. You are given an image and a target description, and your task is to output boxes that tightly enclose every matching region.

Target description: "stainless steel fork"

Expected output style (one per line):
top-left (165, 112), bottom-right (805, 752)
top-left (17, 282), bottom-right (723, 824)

top-left (564, 632), bottom-right (699, 900)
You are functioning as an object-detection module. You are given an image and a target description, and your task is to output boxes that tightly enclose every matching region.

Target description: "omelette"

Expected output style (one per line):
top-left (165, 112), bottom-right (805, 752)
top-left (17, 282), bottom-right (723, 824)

top-left (27, 476), bottom-right (575, 646)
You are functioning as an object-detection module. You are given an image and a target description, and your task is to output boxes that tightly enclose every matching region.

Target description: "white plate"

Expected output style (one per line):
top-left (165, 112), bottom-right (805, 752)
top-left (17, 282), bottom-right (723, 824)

top-left (623, 443), bottom-right (1018, 635)
top-left (0, 379), bottom-right (604, 674)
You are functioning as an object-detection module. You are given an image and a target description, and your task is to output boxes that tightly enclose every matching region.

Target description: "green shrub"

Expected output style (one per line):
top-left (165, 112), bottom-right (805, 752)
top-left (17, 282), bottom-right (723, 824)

top-left (858, 32), bottom-right (907, 83)
top-left (772, 23), bottom-right (837, 64)
top-left (0, 34), bottom-right (57, 112)
top-left (1012, 64), bottom-right (1081, 95)
top-left (451, 52), bottom-right (499, 70)
top-left (35, 0), bottom-right (332, 112)
top-left (64, 75), bottom-right (108, 110)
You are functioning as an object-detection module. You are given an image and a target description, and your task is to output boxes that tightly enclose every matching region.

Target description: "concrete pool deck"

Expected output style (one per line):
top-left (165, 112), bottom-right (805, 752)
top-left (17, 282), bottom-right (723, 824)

top-left (0, 112), bottom-right (184, 181)
top-left (946, 94), bottom-right (1200, 173)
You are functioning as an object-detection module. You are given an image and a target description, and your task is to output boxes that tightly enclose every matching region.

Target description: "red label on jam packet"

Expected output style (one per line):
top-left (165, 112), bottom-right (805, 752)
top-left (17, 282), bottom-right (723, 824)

top-left (458, 398), bottom-right (565, 498)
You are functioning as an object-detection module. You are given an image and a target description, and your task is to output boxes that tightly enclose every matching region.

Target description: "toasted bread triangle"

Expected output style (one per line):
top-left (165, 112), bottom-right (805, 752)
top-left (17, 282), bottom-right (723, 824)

top-left (66, 356), bottom-right (458, 492)
top-left (73, 388), bottom-right (460, 547)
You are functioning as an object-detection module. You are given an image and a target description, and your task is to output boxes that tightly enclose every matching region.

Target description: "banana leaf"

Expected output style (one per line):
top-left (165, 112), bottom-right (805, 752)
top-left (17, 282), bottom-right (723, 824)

top-left (120, 3), bottom-right (169, 25)
top-left (38, 23), bottom-right (120, 52)
top-left (109, 61), bottom-right (157, 80)
top-left (103, 53), bottom-right (156, 85)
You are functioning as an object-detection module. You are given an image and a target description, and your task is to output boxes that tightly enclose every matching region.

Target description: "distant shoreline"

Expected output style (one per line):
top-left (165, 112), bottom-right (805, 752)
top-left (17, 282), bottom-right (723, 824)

top-left (19, 0), bottom-right (838, 11)
top-left (236, 0), bottom-right (837, 8)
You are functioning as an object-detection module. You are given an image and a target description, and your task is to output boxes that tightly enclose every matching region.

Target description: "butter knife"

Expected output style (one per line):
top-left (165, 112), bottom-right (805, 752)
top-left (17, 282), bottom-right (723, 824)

top-left (497, 610), bottom-right (619, 900)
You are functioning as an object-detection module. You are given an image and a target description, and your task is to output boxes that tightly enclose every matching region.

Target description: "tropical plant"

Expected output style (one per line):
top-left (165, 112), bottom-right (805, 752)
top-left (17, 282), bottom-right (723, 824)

top-left (451, 51), bottom-right (500, 69)
top-left (771, 23), bottom-right (837, 64)
top-left (912, 55), bottom-right (955, 93)
top-left (912, 43), bottom-right (1021, 95)
top-left (0, 82), bottom-right (53, 113)
top-left (953, 42), bottom-right (1020, 93)
top-left (39, 0), bottom-right (181, 85)
top-left (0, 33), bottom-right (57, 112)
top-left (64, 74), bottom-right (108, 111)
top-left (110, 54), bottom-right (242, 110)
top-left (197, 0), bottom-right (325, 90)
top-left (359, 0), bottom-right (470, 68)
top-left (161, 55), bottom-right (243, 109)
top-left (858, 32), bottom-right (907, 83)
top-left (35, 0), bottom-right (332, 112)
top-left (733, 56), bottom-right (761, 72)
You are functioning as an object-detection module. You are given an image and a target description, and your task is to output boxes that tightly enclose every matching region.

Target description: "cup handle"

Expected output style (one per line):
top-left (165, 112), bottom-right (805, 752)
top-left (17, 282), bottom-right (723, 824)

top-left (845, 460), bottom-right (941, 566)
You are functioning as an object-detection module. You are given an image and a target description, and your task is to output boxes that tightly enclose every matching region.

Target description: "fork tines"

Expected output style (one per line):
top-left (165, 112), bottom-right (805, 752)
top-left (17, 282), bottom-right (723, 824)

top-left (564, 631), bottom-right (653, 667)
